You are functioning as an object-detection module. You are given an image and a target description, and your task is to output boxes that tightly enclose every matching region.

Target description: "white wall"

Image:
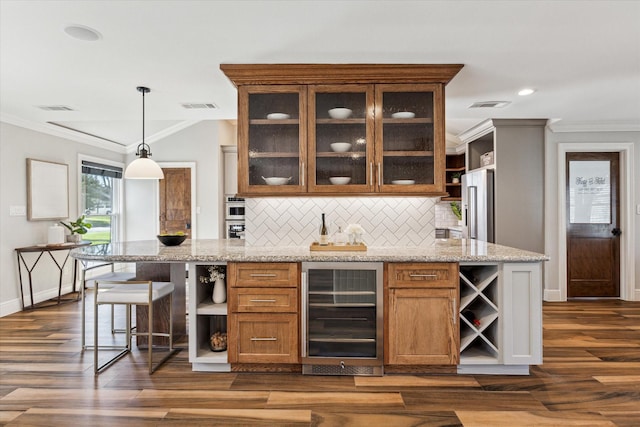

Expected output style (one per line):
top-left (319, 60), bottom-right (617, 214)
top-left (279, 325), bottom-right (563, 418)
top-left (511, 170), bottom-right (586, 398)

top-left (0, 122), bottom-right (124, 315)
top-left (1, 120), bottom-right (223, 316)
top-left (124, 120), bottom-right (221, 241)
top-left (544, 128), bottom-right (639, 301)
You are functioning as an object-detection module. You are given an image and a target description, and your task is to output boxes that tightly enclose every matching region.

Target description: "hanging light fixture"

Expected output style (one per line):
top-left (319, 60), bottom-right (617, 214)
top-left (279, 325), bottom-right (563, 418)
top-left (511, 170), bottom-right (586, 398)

top-left (124, 86), bottom-right (164, 179)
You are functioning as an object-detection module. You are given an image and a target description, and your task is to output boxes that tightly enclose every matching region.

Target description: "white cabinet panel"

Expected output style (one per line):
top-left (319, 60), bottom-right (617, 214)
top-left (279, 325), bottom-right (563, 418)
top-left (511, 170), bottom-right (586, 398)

top-left (501, 263), bottom-right (542, 365)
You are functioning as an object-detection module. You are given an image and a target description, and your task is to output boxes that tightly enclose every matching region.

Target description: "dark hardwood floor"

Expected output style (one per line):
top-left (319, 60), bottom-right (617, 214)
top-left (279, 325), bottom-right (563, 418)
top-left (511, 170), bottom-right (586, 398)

top-left (1, 296), bottom-right (639, 426)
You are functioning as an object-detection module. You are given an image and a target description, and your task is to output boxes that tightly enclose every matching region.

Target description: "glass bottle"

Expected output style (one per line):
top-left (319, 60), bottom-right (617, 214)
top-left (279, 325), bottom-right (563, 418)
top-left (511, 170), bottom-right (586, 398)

top-left (319, 213), bottom-right (329, 245)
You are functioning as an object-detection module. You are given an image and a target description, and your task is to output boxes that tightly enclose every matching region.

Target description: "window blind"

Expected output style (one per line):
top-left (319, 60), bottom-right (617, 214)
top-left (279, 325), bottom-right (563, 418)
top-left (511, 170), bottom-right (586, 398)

top-left (81, 160), bottom-right (123, 179)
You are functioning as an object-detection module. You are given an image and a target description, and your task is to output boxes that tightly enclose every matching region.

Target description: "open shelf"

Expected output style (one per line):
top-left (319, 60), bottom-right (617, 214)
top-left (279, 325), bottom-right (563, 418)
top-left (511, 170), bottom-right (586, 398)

top-left (195, 347), bottom-right (228, 363)
top-left (196, 302), bottom-right (228, 316)
top-left (189, 263), bottom-right (230, 372)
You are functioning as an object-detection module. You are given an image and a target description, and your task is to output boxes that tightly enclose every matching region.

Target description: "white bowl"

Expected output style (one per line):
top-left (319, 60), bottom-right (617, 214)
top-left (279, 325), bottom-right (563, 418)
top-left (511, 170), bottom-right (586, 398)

top-left (262, 176), bottom-right (291, 186)
top-left (391, 179), bottom-right (416, 185)
top-left (328, 108), bottom-right (352, 119)
top-left (266, 112), bottom-right (290, 120)
top-left (330, 142), bottom-right (352, 152)
top-left (391, 111), bottom-right (415, 119)
top-left (329, 177), bottom-right (351, 185)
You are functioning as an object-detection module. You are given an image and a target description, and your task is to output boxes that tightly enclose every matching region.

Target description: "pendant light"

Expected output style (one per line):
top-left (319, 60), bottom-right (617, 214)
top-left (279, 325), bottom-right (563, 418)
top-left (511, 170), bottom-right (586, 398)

top-left (124, 86), bottom-right (164, 179)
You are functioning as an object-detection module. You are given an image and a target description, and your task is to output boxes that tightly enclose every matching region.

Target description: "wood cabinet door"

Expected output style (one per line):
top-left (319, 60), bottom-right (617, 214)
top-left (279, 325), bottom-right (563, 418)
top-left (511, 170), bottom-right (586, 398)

top-left (387, 288), bottom-right (459, 365)
top-left (229, 313), bottom-right (299, 364)
top-left (307, 84), bottom-right (375, 193)
top-left (237, 85), bottom-right (307, 195)
top-left (374, 83), bottom-right (446, 195)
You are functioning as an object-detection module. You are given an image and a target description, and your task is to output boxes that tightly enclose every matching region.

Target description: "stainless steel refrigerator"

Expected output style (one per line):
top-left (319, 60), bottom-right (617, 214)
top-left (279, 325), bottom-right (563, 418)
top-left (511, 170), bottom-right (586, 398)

top-left (462, 169), bottom-right (495, 242)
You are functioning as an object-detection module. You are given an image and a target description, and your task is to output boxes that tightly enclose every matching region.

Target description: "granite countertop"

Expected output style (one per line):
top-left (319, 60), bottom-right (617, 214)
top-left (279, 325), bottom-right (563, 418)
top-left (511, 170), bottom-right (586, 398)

top-left (71, 239), bottom-right (549, 263)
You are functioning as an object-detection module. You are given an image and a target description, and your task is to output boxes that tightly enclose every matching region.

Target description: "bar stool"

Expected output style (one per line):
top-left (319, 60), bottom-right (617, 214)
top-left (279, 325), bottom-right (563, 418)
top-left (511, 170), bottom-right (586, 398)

top-left (94, 280), bottom-right (177, 374)
top-left (79, 261), bottom-right (135, 350)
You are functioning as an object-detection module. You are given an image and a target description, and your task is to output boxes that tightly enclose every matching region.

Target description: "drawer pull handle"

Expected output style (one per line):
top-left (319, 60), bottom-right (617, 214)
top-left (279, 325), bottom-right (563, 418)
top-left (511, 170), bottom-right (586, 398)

top-left (249, 299), bottom-right (277, 303)
top-left (409, 274), bottom-right (438, 278)
top-left (249, 273), bottom-right (278, 277)
top-left (250, 337), bottom-right (277, 341)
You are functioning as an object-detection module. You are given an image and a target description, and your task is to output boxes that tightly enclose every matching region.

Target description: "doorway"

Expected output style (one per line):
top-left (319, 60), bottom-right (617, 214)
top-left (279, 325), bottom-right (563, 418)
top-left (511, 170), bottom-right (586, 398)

top-left (566, 152), bottom-right (620, 298)
top-left (156, 162), bottom-right (197, 238)
top-left (159, 167), bottom-right (191, 234)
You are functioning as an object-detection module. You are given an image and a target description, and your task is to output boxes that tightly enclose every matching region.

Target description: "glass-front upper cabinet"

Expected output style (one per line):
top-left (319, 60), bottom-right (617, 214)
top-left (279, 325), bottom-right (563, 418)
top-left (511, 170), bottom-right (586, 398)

top-left (308, 85), bottom-right (374, 193)
top-left (238, 85), bottom-right (306, 194)
top-left (374, 84), bottom-right (445, 194)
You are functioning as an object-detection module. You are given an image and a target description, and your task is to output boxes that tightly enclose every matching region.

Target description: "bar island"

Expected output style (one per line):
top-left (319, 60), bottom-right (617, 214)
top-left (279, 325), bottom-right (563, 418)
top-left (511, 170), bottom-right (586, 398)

top-left (72, 239), bottom-right (548, 375)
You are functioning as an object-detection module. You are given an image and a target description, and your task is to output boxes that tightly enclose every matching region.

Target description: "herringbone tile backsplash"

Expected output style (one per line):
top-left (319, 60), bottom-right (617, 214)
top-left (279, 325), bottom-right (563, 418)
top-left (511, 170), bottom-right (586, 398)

top-left (245, 197), bottom-right (436, 247)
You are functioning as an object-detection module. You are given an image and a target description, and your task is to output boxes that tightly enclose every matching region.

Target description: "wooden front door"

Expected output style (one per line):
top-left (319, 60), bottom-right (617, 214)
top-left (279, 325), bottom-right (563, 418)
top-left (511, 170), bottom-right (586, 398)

top-left (566, 152), bottom-right (620, 298)
top-left (159, 168), bottom-right (191, 234)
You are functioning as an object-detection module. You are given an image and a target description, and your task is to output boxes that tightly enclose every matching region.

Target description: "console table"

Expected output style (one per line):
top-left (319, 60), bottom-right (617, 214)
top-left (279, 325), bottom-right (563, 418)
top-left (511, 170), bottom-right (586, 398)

top-left (16, 242), bottom-right (90, 309)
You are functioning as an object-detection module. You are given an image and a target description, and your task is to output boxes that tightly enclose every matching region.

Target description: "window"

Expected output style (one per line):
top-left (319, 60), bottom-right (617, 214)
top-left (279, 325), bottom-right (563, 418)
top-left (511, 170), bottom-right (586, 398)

top-left (80, 158), bottom-right (123, 245)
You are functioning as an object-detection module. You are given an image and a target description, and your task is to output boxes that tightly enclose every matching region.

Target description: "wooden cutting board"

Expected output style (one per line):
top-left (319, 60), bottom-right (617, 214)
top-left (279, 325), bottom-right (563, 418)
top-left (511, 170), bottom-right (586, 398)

top-left (309, 242), bottom-right (367, 252)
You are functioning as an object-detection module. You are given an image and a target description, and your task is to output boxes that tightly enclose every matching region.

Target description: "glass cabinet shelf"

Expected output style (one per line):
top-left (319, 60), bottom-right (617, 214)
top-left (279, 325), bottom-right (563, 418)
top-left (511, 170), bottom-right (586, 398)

top-left (249, 118), bottom-right (299, 125)
top-left (248, 152), bottom-right (299, 158)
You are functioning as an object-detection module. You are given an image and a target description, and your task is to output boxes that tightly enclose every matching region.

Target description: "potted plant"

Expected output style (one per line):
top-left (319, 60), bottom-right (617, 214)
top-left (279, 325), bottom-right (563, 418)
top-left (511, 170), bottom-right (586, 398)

top-left (451, 172), bottom-right (463, 184)
top-left (60, 215), bottom-right (92, 243)
top-left (450, 202), bottom-right (463, 224)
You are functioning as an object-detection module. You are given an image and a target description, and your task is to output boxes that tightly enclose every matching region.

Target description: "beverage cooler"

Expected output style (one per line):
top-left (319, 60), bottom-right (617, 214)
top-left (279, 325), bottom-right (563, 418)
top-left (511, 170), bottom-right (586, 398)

top-left (301, 262), bottom-right (383, 376)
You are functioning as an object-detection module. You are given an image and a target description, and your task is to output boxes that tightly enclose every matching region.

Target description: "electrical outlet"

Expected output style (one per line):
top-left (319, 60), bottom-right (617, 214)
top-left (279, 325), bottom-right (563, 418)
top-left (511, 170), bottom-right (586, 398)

top-left (10, 205), bottom-right (26, 216)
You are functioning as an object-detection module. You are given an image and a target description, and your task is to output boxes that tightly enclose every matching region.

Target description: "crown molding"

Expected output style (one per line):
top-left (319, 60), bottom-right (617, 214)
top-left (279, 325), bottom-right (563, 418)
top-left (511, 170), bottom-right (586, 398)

top-left (548, 120), bottom-right (640, 133)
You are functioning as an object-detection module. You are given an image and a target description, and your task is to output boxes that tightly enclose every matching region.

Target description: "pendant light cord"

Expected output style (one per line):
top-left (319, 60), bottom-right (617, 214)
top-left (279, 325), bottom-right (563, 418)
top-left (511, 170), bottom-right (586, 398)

top-left (142, 88), bottom-right (145, 147)
top-left (136, 86), bottom-right (151, 156)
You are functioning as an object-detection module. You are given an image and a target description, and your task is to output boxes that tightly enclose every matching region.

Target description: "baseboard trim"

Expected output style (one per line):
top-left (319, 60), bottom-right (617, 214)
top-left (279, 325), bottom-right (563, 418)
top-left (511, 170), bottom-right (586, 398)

top-left (544, 289), bottom-right (563, 302)
top-left (0, 285), bottom-right (76, 317)
top-left (0, 298), bottom-right (23, 317)
top-left (457, 364), bottom-right (530, 375)
top-left (634, 289), bottom-right (640, 302)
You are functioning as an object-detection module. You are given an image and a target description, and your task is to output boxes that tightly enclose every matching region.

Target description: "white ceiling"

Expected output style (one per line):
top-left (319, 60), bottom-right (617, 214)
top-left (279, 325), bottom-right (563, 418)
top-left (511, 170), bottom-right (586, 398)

top-left (1, 0), bottom-right (639, 152)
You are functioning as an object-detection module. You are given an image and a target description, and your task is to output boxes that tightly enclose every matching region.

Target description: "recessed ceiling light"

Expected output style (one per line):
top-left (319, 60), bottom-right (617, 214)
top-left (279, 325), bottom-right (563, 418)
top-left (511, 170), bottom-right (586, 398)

top-left (518, 88), bottom-right (536, 96)
top-left (64, 24), bottom-right (102, 41)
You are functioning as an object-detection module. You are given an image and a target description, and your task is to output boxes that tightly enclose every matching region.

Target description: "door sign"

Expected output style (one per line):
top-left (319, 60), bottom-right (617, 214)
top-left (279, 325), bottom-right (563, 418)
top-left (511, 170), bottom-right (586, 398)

top-left (568, 160), bottom-right (611, 224)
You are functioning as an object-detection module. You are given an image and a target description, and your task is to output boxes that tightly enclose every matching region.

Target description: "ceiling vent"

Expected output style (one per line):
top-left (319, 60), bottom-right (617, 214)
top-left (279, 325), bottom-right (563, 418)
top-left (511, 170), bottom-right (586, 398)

top-left (181, 103), bottom-right (217, 109)
top-left (37, 105), bottom-right (74, 111)
top-left (468, 101), bottom-right (511, 109)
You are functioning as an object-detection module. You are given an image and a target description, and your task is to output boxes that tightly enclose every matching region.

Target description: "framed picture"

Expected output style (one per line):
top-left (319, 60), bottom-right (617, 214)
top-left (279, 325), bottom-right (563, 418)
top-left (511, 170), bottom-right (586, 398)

top-left (27, 158), bottom-right (69, 220)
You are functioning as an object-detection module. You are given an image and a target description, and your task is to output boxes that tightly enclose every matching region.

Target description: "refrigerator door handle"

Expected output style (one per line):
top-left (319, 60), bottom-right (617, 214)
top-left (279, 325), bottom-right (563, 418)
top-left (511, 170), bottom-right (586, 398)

top-left (468, 186), bottom-right (478, 239)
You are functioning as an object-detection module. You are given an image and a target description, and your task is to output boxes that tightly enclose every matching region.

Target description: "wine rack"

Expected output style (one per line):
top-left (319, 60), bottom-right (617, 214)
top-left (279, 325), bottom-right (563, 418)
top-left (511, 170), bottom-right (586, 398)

top-left (459, 263), bottom-right (499, 364)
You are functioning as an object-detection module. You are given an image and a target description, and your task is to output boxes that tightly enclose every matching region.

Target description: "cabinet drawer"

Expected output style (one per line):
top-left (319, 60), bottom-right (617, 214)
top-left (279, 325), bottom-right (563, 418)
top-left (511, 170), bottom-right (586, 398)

top-left (388, 263), bottom-right (458, 288)
top-left (229, 262), bottom-right (299, 287)
top-left (230, 313), bottom-right (299, 364)
top-left (231, 287), bottom-right (298, 313)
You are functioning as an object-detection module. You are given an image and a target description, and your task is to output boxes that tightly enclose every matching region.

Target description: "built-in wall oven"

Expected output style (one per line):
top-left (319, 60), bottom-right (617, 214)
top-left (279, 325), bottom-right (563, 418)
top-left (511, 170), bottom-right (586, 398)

top-left (301, 262), bottom-right (383, 376)
top-left (225, 196), bottom-right (245, 239)
top-left (225, 196), bottom-right (245, 221)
